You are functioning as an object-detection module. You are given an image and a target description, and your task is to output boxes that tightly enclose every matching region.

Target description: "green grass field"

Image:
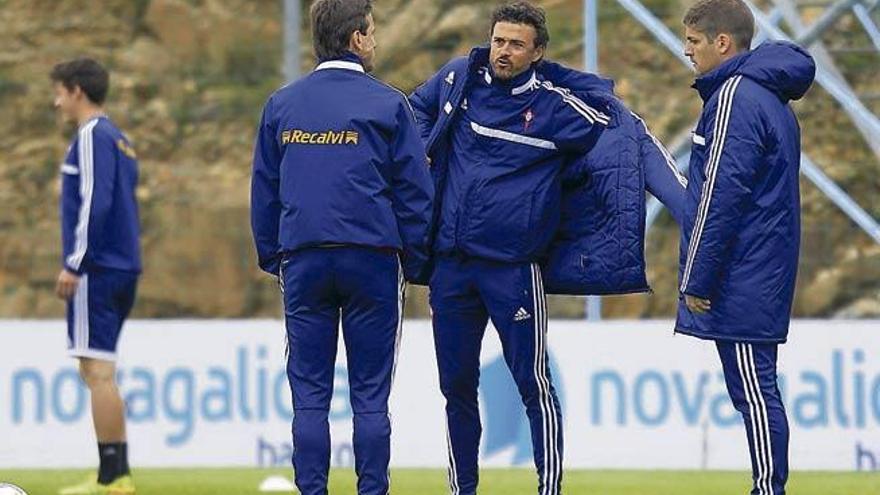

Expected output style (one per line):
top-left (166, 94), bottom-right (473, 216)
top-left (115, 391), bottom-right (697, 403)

top-left (1, 469), bottom-right (878, 495)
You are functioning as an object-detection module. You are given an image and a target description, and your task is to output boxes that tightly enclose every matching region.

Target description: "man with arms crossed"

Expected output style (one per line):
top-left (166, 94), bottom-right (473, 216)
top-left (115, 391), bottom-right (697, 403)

top-left (52, 58), bottom-right (140, 495)
top-left (410, 2), bottom-right (687, 493)
top-left (250, 1), bottom-right (433, 494)
top-left (677, 1), bottom-right (815, 493)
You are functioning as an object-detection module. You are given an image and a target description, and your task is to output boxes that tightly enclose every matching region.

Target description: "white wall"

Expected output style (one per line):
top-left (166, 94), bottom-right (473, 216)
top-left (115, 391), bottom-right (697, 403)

top-left (1, 320), bottom-right (879, 471)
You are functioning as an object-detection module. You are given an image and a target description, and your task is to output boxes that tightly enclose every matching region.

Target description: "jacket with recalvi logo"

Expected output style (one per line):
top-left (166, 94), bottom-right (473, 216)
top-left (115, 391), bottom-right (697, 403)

top-left (250, 53), bottom-right (434, 281)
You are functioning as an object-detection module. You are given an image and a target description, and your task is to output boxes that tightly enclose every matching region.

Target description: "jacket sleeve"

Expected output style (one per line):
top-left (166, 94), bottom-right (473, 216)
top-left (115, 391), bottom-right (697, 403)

top-left (250, 97), bottom-right (284, 276)
top-left (408, 68), bottom-right (446, 144)
top-left (389, 98), bottom-right (435, 283)
top-left (680, 84), bottom-right (767, 299)
top-left (633, 113), bottom-right (688, 224)
top-left (550, 88), bottom-right (609, 155)
top-left (552, 91), bottom-right (612, 189)
top-left (64, 127), bottom-right (117, 275)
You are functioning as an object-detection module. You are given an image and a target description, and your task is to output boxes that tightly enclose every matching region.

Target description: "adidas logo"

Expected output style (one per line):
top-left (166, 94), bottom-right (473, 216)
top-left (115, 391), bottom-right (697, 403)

top-left (513, 307), bottom-right (532, 322)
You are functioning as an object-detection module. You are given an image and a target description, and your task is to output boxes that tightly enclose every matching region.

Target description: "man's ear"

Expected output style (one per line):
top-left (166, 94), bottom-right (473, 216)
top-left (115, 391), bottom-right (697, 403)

top-left (350, 29), bottom-right (364, 52)
top-left (531, 45), bottom-right (545, 64)
top-left (71, 84), bottom-right (85, 102)
top-left (715, 33), bottom-right (734, 55)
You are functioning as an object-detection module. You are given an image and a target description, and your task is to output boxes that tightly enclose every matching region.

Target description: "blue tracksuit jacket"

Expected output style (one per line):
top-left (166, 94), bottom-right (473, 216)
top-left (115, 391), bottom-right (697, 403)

top-left (428, 63), bottom-right (606, 263)
top-left (676, 42), bottom-right (816, 342)
top-left (410, 47), bottom-right (687, 293)
top-left (250, 53), bottom-right (434, 281)
top-left (60, 115), bottom-right (141, 275)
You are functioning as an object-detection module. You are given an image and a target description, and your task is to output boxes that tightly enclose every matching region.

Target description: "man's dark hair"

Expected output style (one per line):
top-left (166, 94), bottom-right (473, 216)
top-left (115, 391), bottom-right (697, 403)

top-left (491, 1), bottom-right (550, 50)
top-left (310, 0), bottom-right (373, 61)
top-left (684, 0), bottom-right (755, 51)
top-left (50, 58), bottom-right (110, 105)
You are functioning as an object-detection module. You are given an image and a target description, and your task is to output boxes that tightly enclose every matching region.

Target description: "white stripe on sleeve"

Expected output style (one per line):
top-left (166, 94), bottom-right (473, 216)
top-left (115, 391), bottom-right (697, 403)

top-left (680, 75), bottom-right (743, 292)
top-left (66, 120), bottom-right (100, 270)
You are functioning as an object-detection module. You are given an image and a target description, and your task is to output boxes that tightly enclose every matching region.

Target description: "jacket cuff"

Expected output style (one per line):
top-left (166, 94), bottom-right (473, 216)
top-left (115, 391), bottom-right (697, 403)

top-left (401, 251), bottom-right (433, 286)
top-left (681, 286), bottom-right (711, 300)
top-left (259, 256), bottom-right (282, 277)
top-left (64, 262), bottom-right (85, 276)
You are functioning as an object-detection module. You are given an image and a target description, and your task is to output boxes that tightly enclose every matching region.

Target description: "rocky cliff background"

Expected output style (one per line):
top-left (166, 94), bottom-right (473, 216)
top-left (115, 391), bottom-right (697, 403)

top-left (1, 0), bottom-right (877, 319)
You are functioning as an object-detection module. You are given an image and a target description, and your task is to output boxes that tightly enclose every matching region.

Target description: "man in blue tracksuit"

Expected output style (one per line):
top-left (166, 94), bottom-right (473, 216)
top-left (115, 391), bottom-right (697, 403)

top-left (52, 58), bottom-right (140, 495)
top-left (410, 2), bottom-right (687, 493)
top-left (677, 1), bottom-right (816, 493)
top-left (250, 1), bottom-right (433, 494)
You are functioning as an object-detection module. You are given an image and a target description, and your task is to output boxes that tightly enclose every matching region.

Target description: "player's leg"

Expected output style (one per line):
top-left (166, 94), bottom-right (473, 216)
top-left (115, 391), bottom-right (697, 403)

top-left (84, 269), bottom-right (138, 437)
top-left (62, 269), bottom-right (137, 495)
top-left (79, 358), bottom-right (126, 457)
top-left (716, 341), bottom-right (789, 495)
top-left (430, 256), bottom-right (489, 495)
top-left (282, 249), bottom-right (341, 495)
top-left (60, 360), bottom-right (134, 495)
top-left (336, 247), bottom-right (403, 495)
top-left (481, 262), bottom-right (562, 495)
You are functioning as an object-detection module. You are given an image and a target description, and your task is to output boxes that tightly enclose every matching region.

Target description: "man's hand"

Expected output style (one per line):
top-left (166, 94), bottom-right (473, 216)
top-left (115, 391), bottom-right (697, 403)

top-left (55, 269), bottom-right (81, 300)
top-left (685, 294), bottom-right (711, 314)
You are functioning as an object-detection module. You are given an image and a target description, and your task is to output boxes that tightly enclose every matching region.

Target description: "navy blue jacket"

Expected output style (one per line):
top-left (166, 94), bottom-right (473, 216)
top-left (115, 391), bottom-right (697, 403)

top-left (676, 42), bottom-right (816, 343)
top-left (410, 47), bottom-right (687, 293)
top-left (60, 116), bottom-right (141, 275)
top-left (250, 54), bottom-right (434, 281)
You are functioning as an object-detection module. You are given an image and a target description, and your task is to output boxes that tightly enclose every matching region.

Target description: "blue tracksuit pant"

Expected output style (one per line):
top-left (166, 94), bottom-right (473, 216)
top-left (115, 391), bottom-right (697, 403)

top-left (281, 246), bottom-right (404, 495)
top-left (717, 342), bottom-right (789, 495)
top-left (430, 256), bottom-right (563, 495)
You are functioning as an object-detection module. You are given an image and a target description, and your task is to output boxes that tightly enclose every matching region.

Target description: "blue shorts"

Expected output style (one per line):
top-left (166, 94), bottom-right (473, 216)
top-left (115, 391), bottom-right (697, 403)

top-left (66, 268), bottom-right (138, 361)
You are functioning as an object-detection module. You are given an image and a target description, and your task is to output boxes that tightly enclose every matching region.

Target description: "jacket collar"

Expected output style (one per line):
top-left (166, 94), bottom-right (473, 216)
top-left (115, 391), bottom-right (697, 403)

top-left (470, 47), bottom-right (540, 95)
top-left (511, 70), bottom-right (540, 95)
top-left (484, 66), bottom-right (539, 95)
top-left (692, 51), bottom-right (750, 102)
top-left (315, 52), bottom-right (365, 73)
top-left (77, 113), bottom-right (106, 130)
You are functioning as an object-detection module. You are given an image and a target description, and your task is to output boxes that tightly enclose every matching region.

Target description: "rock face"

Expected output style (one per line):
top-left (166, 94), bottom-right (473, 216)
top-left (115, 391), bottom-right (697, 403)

top-left (0, 0), bottom-right (877, 319)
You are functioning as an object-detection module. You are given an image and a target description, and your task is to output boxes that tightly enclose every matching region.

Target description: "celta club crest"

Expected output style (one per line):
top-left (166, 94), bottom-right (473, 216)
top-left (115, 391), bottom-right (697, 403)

top-left (523, 109), bottom-right (534, 132)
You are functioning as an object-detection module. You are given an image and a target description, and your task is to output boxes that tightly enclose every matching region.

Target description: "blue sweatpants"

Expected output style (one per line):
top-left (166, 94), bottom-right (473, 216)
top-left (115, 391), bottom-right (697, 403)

top-left (717, 341), bottom-right (789, 495)
top-left (281, 246), bottom-right (404, 495)
top-left (430, 256), bottom-right (563, 495)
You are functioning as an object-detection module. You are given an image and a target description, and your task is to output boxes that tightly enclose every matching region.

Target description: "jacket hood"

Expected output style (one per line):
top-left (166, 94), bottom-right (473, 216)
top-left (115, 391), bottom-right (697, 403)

top-left (694, 41), bottom-right (816, 102)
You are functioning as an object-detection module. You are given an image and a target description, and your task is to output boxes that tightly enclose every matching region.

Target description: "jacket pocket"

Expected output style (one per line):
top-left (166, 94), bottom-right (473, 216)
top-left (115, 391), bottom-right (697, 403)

top-left (465, 186), bottom-right (532, 258)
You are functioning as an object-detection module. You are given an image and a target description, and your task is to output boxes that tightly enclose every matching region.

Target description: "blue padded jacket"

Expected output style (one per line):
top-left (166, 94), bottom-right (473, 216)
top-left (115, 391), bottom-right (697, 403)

top-left (410, 47), bottom-right (687, 293)
top-left (675, 41), bottom-right (816, 342)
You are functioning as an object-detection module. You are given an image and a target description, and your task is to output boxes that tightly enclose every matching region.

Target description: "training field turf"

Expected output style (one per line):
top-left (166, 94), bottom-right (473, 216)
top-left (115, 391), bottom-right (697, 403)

top-left (0, 469), bottom-right (877, 495)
